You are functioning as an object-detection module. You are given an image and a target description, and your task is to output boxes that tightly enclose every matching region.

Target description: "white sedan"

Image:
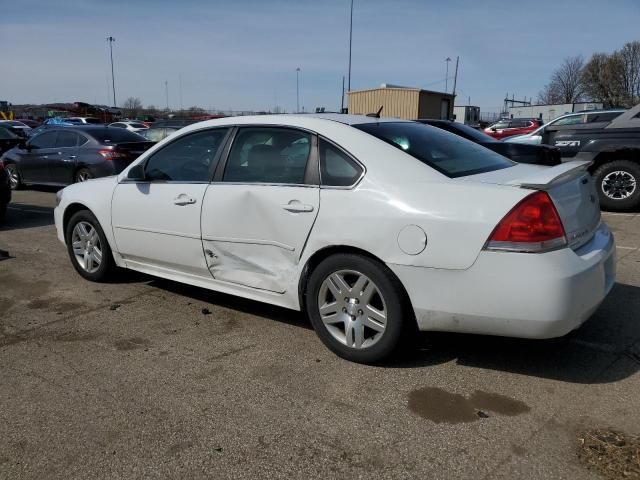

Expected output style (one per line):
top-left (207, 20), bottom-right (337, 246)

top-left (54, 114), bottom-right (616, 363)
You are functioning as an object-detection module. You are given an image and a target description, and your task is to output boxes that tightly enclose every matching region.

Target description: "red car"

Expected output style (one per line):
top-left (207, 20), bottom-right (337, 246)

top-left (484, 118), bottom-right (543, 140)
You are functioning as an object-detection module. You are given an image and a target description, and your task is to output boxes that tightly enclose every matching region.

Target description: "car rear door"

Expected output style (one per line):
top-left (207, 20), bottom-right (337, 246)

top-left (48, 130), bottom-right (80, 184)
top-left (111, 127), bottom-right (230, 277)
top-left (20, 131), bottom-right (59, 183)
top-left (200, 126), bottom-right (320, 293)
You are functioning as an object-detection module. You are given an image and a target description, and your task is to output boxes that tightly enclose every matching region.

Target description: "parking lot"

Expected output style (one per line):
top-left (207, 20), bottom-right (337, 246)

top-left (0, 188), bottom-right (639, 479)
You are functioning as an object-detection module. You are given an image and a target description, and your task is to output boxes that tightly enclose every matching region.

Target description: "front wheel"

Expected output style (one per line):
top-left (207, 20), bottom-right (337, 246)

top-left (593, 160), bottom-right (640, 211)
top-left (305, 253), bottom-right (410, 363)
top-left (65, 210), bottom-right (115, 281)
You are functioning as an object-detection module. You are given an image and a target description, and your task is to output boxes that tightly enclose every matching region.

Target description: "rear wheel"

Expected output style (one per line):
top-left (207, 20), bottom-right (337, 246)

top-left (65, 210), bottom-right (115, 281)
top-left (305, 253), bottom-right (410, 363)
top-left (593, 160), bottom-right (640, 211)
top-left (75, 168), bottom-right (93, 183)
top-left (5, 163), bottom-right (22, 190)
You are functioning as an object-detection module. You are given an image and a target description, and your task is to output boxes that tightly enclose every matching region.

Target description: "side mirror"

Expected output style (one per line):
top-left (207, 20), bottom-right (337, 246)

top-left (127, 163), bottom-right (145, 181)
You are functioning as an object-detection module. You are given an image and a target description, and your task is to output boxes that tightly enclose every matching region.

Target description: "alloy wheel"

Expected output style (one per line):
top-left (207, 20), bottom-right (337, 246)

top-left (76, 171), bottom-right (92, 182)
top-left (602, 171), bottom-right (637, 200)
top-left (317, 270), bottom-right (387, 349)
top-left (71, 221), bottom-right (102, 273)
top-left (6, 165), bottom-right (19, 189)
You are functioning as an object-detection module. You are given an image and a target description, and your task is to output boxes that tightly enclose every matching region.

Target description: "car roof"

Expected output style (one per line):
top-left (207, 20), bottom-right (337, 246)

top-left (174, 114), bottom-right (409, 136)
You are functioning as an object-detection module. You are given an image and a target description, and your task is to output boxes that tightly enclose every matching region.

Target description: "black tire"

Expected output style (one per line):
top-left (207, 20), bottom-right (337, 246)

top-left (65, 210), bottom-right (115, 282)
top-left (593, 160), bottom-right (640, 211)
top-left (75, 168), bottom-right (93, 183)
top-left (305, 253), bottom-right (411, 363)
top-left (5, 163), bottom-right (22, 190)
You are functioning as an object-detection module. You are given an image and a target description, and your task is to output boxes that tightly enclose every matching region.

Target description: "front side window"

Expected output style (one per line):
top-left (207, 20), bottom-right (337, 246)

top-left (56, 131), bottom-right (78, 148)
top-left (354, 122), bottom-right (514, 178)
top-left (29, 131), bottom-right (58, 148)
top-left (143, 128), bottom-right (229, 182)
top-left (223, 127), bottom-right (311, 184)
top-left (319, 139), bottom-right (362, 187)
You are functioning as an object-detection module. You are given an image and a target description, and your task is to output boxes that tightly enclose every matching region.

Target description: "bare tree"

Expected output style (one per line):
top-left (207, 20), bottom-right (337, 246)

top-left (619, 41), bottom-right (640, 105)
top-left (582, 52), bottom-right (627, 107)
top-left (122, 97), bottom-right (143, 118)
top-left (537, 83), bottom-right (562, 105)
top-left (551, 55), bottom-right (585, 103)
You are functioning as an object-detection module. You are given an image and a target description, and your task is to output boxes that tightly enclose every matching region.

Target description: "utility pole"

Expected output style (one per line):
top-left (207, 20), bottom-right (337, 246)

top-left (296, 68), bottom-right (300, 113)
top-left (179, 74), bottom-right (183, 114)
top-left (347, 0), bottom-right (354, 93)
top-left (107, 36), bottom-right (116, 107)
top-left (165, 80), bottom-right (169, 112)
top-left (341, 75), bottom-right (345, 112)
top-left (445, 57), bottom-right (451, 93)
top-left (452, 56), bottom-right (459, 99)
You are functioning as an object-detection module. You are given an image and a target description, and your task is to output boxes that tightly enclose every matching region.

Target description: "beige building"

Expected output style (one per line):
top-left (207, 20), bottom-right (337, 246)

top-left (347, 84), bottom-right (455, 120)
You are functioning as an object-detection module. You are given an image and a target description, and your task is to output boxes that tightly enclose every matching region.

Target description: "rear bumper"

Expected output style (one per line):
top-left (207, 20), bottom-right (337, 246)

top-left (390, 222), bottom-right (616, 339)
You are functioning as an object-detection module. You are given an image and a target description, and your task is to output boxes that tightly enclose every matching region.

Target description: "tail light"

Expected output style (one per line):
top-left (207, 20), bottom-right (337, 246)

top-left (98, 149), bottom-right (127, 160)
top-left (485, 191), bottom-right (566, 253)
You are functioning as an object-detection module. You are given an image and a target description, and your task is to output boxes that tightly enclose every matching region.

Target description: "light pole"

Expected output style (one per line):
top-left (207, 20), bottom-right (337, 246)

top-left (296, 68), bottom-right (301, 113)
top-left (165, 80), bottom-right (169, 112)
top-left (445, 57), bottom-right (451, 93)
top-left (107, 36), bottom-right (116, 107)
top-left (347, 0), bottom-right (353, 94)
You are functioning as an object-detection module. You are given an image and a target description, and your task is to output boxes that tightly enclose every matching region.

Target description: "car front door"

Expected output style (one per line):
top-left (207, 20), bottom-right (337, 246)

top-left (20, 131), bottom-right (59, 183)
top-left (201, 126), bottom-right (320, 294)
top-left (48, 130), bottom-right (81, 184)
top-left (111, 127), bottom-right (231, 277)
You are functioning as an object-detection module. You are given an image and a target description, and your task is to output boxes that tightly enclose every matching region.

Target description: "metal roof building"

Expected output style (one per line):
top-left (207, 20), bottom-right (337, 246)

top-left (348, 84), bottom-right (455, 120)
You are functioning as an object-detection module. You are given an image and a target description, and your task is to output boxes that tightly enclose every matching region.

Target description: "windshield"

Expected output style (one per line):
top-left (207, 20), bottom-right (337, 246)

top-left (354, 122), bottom-right (514, 178)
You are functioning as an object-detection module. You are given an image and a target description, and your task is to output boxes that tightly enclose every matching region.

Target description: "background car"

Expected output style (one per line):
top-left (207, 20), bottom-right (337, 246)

top-left (483, 118), bottom-right (542, 140)
top-left (108, 121), bottom-right (149, 133)
top-left (67, 117), bottom-right (103, 125)
top-left (138, 126), bottom-right (180, 142)
top-left (505, 109), bottom-right (626, 145)
top-left (418, 119), bottom-right (561, 166)
top-left (0, 159), bottom-right (10, 220)
top-left (0, 120), bottom-right (32, 138)
top-left (1, 126), bottom-right (154, 189)
top-left (0, 125), bottom-right (23, 155)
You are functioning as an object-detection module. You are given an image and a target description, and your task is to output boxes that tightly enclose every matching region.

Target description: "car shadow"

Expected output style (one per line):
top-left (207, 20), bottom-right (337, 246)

top-left (387, 282), bottom-right (640, 384)
top-left (0, 203), bottom-right (54, 231)
top-left (147, 277), bottom-right (639, 384)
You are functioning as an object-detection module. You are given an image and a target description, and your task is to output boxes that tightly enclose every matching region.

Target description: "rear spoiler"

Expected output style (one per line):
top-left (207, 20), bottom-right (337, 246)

top-left (506, 161), bottom-right (591, 189)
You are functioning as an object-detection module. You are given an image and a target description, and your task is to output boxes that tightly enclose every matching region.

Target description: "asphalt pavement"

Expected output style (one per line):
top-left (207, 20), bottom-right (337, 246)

top-left (1, 188), bottom-right (639, 479)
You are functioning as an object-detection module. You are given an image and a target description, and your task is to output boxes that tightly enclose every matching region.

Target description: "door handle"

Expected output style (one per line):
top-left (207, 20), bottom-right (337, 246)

top-left (173, 194), bottom-right (196, 206)
top-left (281, 203), bottom-right (314, 213)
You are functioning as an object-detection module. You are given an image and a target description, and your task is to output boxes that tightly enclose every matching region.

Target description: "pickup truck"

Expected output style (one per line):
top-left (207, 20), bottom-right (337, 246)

top-left (508, 105), bottom-right (640, 211)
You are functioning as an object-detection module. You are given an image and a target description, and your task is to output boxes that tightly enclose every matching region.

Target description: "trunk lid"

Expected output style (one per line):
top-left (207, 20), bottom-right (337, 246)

top-left (462, 161), bottom-right (601, 250)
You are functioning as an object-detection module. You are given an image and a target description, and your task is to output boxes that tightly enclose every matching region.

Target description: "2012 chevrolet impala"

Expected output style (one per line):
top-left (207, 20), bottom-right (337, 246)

top-left (54, 114), bottom-right (616, 363)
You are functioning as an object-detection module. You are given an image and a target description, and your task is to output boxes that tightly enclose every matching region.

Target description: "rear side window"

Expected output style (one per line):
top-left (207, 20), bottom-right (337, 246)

top-left (319, 139), bottom-right (362, 187)
top-left (354, 122), bottom-right (514, 178)
top-left (144, 128), bottom-right (229, 182)
top-left (91, 128), bottom-right (145, 143)
top-left (56, 131), bottom-right (78, 148)
top-left (223, 127), bottom-right (311, 184)
top-left (586, 112), bottom-right (623, 123)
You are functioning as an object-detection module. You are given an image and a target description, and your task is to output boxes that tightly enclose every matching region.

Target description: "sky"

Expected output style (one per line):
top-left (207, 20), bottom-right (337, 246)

top-left (1, 0), bottom-right (638, 114)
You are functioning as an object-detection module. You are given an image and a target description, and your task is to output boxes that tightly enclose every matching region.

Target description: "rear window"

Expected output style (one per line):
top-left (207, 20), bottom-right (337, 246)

top-left (130, 122), bottom-right (147, 128)
top-left (89, 128), bottom-right (145, 144)
top-left (354, 122), bottom-right (514, 178)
